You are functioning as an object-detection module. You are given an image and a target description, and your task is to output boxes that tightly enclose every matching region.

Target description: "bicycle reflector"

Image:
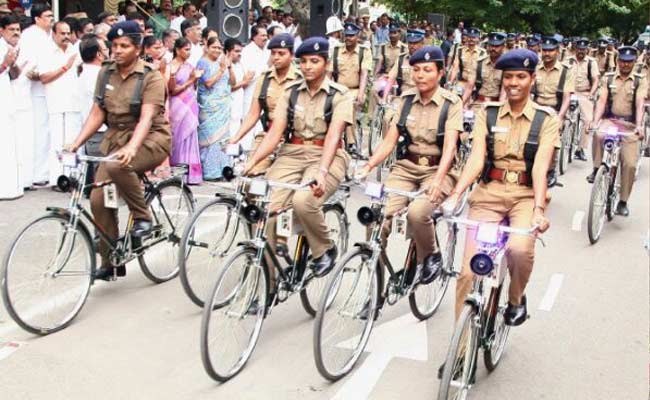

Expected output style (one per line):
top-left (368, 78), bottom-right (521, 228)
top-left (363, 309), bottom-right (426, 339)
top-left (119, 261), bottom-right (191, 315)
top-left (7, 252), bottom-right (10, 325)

top-left (470, 253), bottom-right (494, 276)
top-left (243, 204), bottom-right (263, 223)
top-left (222, 166), bottom-right (235, 181)
top-left (357, 206), bottom-right (379, 226)
top-left (56, 175), bottom-right (76, 193)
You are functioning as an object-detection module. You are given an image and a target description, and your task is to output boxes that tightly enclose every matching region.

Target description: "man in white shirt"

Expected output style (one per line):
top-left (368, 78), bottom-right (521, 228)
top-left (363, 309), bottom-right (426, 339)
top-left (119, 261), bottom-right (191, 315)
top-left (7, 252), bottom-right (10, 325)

top-left (181, 18), bottom-right (202, 66)
top-left (281, 13), bottom-right (297, 36)
top-left (0, 15), bottom-right (22, 199)
top-left (240, 25), bottom-right (269, 138)
top-left (19, 3), bottom-right (54, 186)
top-left (453, 21), bottom-right (464, 44)
top-left (225, 38), bottom-right (255, 148)
top-left (39, 21), bottom-right (82, 188)
top-left (78, 34), bottom-right (108, 125)
top-left (162, 29), bottom-right (179, 63)
top-left (170, 2), bottom-right (197, 34)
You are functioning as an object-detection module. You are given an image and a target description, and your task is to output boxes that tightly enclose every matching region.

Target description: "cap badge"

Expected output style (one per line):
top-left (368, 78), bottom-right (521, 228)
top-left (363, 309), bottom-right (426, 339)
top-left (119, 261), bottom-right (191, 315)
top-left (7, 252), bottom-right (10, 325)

top-left (117, 28), bottom-right (124, 36)
top-left (424, 52), bottom-right (430, 61)
top-left (314, 43), bottom-right (320, 51)
top-left (281, 40), bottom-right (286, 47)
top-left (523, 58), bottom-right (530, 67)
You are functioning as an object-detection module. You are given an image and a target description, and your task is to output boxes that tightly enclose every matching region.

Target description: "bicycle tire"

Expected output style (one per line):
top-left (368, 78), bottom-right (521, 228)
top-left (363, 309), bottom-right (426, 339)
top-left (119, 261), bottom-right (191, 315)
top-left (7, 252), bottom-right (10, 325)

top-left (483, 277), bottom-right (511, 371)
top-left (437, 304), bottom-right (479, 400)
top-left (313, 247), bottom-right (379, 381)
top-left (559, 123), bottom-right (569, 175)
top-left (2, 213), bottom-right (94, 335)
top-left (200, 246), bottom-right (269, 382)
top-left (138, 180), bottom-right (194, 284)
top-left (300, 204), bottom-right (349, 317)
top-left (179, 197), bottom-right (248, 307)
top-left (606, 162), bottom-right (621, 222)
top-left (587, 166), bottom-right (609, 244)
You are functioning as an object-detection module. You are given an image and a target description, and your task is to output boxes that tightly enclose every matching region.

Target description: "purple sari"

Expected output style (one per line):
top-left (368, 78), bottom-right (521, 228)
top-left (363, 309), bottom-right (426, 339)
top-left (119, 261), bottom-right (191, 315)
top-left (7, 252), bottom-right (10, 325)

top-left (170, 62), bottom-right (202, 184)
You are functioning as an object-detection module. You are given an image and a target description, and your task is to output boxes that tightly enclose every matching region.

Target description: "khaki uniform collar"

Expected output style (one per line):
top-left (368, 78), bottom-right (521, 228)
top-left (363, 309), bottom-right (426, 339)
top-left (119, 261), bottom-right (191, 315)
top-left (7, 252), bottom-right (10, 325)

top-left (539, 60), bottom-right (562, 72)
top-left (498, 99), bottom-right (536, 121)
top-left (270, 63), bottom-right (299, 83)
top-left (411, 87), bottom-right (443, 106)
top-left (388, 40), bottom-right (404, 49)
top-left (298, 77), bottom-right (333, 95)
top-left (340, 44), bottom-right (361, 55)
top-left (107, 58), bottom-right (146, 76)
top-left (614, 71), bottom-right (634, 81)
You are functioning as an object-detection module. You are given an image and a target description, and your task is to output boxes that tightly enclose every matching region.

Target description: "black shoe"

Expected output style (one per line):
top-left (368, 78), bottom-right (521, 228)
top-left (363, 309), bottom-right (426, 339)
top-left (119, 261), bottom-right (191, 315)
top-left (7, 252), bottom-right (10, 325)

top-left (419, 252), bottom-right (442, 285)
top-left (359, 298), bottom-right (383, 321)
top-left (643, 147), bottom-right (650, 158)
top-left (310, 246), bottom-right (337, 277)
top-left (276, 242), bottom-right (289, 258)
top-left (615, 201), bottom-right (630, 217)
top-left (504, 295), bottom-right (528, 326)
top-left (131, 219), bottom-right (153, 238)
top-left (574, 148), bottom-right (588, 161)
top-left (586, 169), bottom-right (597, 184)
top-left (93, 265), bottom-right (126, 281)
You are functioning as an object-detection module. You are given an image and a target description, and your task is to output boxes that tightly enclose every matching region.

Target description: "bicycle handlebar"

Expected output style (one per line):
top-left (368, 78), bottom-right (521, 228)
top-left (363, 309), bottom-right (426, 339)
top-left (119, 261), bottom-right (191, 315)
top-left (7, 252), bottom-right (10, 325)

top-left (239, 176), bottom-right (316, 191)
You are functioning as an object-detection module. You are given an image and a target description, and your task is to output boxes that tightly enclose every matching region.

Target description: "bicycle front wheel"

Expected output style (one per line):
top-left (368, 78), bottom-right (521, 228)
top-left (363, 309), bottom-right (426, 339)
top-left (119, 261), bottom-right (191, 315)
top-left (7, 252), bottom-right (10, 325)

top-left (2, 214), bottom-right (94, 335)
top-left (200, 247), bottom-right (268, 382)
top-left (559, 123), bottom-right (570, 175)
top-left (587, 166), bottom-right (609, 244)
top-left (313, 248), bottom-right (379, 381)
top-left (300, 203), bottom-right (349, 317)
top-left (367, 110), bottom-right (383, 157)
top-left (179, 198), bottom-right (249, 307)
top-left (138, 180), bottom-right (194, 283)
top-left (437, 304), bottom-right (480, 400)
top-left (483, 273), bottom-right (511, 371)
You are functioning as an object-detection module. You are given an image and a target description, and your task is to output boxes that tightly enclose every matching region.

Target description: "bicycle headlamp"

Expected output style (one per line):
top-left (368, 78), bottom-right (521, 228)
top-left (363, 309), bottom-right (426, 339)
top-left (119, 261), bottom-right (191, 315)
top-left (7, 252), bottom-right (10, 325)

top-left (470, 253), bottom-right (494, 276)
top-left (242, 204), bottom-right (263, 223)
top-left (357, 206), bottom-right (379, 226)
top-left (56, 175), bottom-right (77, 193)
top-left (222, 166), bottom-right (235, 181)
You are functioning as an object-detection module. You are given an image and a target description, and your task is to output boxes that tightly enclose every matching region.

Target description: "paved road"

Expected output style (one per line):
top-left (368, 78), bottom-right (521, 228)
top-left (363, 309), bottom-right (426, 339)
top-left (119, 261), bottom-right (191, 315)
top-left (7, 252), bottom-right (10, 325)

top-left (0, 157), bottom-right (648, 400)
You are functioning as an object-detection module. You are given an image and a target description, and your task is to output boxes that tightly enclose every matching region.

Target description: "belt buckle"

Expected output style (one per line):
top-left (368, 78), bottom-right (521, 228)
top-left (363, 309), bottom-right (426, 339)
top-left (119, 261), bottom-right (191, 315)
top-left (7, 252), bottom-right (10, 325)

top-left (418, 156), bottom-right (429, 166)
top-left (505, 170), bottom-right (519, 184)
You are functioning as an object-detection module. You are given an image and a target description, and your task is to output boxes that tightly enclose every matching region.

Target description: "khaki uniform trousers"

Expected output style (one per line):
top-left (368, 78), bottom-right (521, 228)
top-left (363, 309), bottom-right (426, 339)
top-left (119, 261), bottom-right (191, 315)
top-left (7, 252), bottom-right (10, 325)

top-left (381, 160), bottom-right (456, 263)
top-left (346, 88), bottom-right (360, 147)
top-left (455, 181), bottom-right (537, 318)
top-left (265, 144), bottom-right (349, 259)
top-left (592, 119), bottom-right (640, 202)
top-left (577, 92), bottom-right (595, 148)
top-left (90, 143), bottom-right (168, 266)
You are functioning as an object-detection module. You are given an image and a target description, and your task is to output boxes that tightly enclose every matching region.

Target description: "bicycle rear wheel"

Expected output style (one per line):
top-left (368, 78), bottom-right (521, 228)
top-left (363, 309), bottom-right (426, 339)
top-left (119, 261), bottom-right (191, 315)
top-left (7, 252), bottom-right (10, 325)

top-left (367, 109), bottom-right (384, 157)
top-left (313, 248), bottom-right (379, 381)
top-left (179, 198), bottom-right (248, 307)
top-left (437, 304), bottom-right (479, 400)
top-left (559, 122), bottom-right (570, 175)
top-left (200, 247), bottom-right (268, 382)
top-left (2, 214), bottom-right (94, 335)
top-left (606, 163), bottom-right (621, 221)
top-left (483, 273), bottom-right (511, 371)
top-left (300, 204), bottom-right (349, 317)
top-left (587, 166), bottom-right (609, 244)
top-left (138, 180), bottom-right (194, 283)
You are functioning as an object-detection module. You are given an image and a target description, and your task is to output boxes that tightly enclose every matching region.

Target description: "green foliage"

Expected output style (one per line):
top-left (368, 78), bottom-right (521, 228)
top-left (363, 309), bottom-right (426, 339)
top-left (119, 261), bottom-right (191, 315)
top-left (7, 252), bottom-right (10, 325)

top-left (377, 0), bottom-right (649, 40)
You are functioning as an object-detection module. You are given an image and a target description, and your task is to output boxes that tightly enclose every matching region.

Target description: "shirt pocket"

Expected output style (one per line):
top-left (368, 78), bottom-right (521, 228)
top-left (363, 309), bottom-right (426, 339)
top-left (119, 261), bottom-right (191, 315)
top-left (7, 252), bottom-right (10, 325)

top-left (493, 132), bottom-right (508, 157)
top-left (293, 108), bottom-right (307, 132)
top-left (313, 114), bottom-right (328, 135)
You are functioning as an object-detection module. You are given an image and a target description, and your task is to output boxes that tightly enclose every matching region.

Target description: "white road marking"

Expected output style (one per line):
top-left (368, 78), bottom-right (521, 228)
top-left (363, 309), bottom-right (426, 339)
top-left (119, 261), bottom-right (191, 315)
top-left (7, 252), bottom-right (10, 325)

top-left (0, 341), bottom-right (23, 360)
top-left (538, 273), bottom-right (564, 311)
top-left (571, 211), bottom-right (585, 232)
top-left (331, 314), bottom-right (428, 400)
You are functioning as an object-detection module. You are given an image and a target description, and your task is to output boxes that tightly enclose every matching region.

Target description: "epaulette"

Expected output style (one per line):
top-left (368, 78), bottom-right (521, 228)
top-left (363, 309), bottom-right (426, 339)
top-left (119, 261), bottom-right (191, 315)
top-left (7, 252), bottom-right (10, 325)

top-left (286, 80), bottom-right (303, 89)
top-left (478, 53), bottom-right (489, 62)
top-left (440, 89), bottom-right (461, 104)
top-left (484, 101), bottom-right (504, 108)
top-left (533, 103), bottom-right (557, 116)
top-left (398, 50), bottom-right (409, 57)
top-left (633, 72), bottom-right (645, 78)
top-left (604, 71), bottom-right (616, 76)
top-left (561, 61), bottom-right (573, 69)
top-left (328, 81), bottom-right (348, 94)
top-left (400, 88), bottom-right (417, 97)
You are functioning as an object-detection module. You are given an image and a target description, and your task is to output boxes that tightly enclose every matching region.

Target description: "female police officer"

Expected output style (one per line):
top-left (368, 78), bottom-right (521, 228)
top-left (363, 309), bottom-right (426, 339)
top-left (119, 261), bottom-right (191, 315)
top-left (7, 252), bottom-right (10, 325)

top-left (66, 21), bottom-right (171, 280)
top-left (443, 49), bottom-right (557, 326)
top-left (357, 46), bottom-right (463, 287)
top-left (243, 37), bottom-right (352, 277)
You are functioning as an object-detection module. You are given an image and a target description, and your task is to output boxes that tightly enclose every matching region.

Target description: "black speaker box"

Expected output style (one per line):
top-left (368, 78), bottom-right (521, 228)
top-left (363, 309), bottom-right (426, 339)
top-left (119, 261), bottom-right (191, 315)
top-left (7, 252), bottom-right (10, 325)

top-left (309, 0), bottom-right (343, 37)
top-left (207, 0), bottom-right (249, 43)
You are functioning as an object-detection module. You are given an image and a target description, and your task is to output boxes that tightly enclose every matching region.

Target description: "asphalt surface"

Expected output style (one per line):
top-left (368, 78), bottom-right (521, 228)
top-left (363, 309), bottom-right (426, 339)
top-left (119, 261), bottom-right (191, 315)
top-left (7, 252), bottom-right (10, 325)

top-left (0, 155), bottom-right (648, 400)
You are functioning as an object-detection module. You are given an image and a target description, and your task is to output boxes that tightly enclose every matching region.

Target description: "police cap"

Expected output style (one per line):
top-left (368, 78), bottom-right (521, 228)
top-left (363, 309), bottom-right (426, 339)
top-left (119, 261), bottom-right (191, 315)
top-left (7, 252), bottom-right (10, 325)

top-left (295, 36), bottom-right (329, 58)
top-left (540, 36), bottom-right (559, 50)
top-left (107, 21), bottom-right (143, 43)
top-left (617, 46), bottom-right (638, 62)
top-left (465, 27), bottom-right (481, 38)
top-left (406, 29), bottom-right (425, 43)
top-left (389, 22), bottom-right (400, 33)
top-left (494, 48), bottom-right (539, 72)
top-left (526, 35), bottom-right (540, 46)
top-left (343, 23), bottom-right (360, 36)
top-left (267, 33), bottom-right (294, 50)
top-left (409, 46), bottom-right (445, 65)
top-left (575, 38), bottom-right (590, 49)
top-left (488, 32), bottom-right (507, 46)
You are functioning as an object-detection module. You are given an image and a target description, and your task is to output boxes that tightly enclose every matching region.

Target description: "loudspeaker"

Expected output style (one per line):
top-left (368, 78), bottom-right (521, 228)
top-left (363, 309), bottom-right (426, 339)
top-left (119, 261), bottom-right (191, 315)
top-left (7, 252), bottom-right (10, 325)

top-left (207, 0), bottom-right (249, 43)
top-left (309, 0), bottom-right (343, 37)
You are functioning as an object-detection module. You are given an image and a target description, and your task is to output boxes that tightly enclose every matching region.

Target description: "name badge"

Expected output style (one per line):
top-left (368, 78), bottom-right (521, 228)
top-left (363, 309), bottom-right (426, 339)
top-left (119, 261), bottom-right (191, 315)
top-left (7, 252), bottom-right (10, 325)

top-left (105, 84), bottom-right (114, 91)
top-left (608, 84), bottom-right (617, 90)
top-left (492, 126), bottom-right (509, 133)
top-left (294, 104), bottom-right (304, 112)
top-left (406, 115), bottom-right (416, 122)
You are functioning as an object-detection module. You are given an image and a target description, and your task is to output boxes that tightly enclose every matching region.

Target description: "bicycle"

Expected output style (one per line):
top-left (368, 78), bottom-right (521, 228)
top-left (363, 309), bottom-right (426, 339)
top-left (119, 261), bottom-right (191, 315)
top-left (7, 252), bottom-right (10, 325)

top-left (587, 126), bottom-right (623, 244)
top-left (177, 143), bottom-right (252, 307)
top-left (200, 176), bottom-right (350, 382)
top-left (635, 104), bottom-right (650, 178)
top-left (437, 217), bottom-right (541, 400)
top-left (367, 102), bottom-right (387, 159)
top-left (559, 94), bottom-right (582, 175)
top-left (1, 153), bottom-right (194, 335)
top-left (313, 182), bottom-right (459, 381)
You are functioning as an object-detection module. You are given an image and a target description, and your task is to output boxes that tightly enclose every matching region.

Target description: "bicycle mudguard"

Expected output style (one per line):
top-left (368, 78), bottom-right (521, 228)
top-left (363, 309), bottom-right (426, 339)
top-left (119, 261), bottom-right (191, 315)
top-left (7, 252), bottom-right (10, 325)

top-left (44, 207), bottom-right (96, 257)
top-left (353, 242), bottom-right (375, 253)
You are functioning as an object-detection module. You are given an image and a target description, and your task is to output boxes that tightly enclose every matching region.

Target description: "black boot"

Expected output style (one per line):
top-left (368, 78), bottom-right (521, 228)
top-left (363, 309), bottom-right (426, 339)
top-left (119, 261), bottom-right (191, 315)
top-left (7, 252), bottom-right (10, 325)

top-left (359, 297), bottom-right (384, 321)
top-left (93, 265), bottom-right (126, 281)
top-left (310, 246), bottom-right (337, 277)
top-left (504, 295), bottom-right (528, 326)
top-left (586, 168), bottom-right (597, 184)
top-left (420, 252), bottom-right (443, 285)
top-left (574, 148), bottom-right (588, 161)
top-left (615, 201), bottom-right (630, 217)
top-left (131, 219), bottom-right (153, 238)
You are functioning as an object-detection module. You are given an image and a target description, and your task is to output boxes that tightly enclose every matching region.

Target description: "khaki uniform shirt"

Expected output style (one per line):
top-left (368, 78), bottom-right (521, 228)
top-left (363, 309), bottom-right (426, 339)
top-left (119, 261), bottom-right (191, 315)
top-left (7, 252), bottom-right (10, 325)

top-left (566, 56), bottom-right (599, 93)
top-left (599, 71), bottom-right (649, 119)
top-left (377, 41), bottom-right (406, 74)
top-left (473, 56), bottom-right (502, 98)
top-left (534, 61), bottom-right (576, 108)
top-left (635, 61), bottom-right (650, 99)
top-left (390, 87), bottom-right (463, 156)
top-left (473, 100), bottom-right (560, 172)
top-left (453, 45), bottom-right (487, 82)
top-left (388, 52), bottom-right (414, 93)
top-left (593, 50), bottom-right (616, 74)
top-left (94, 59), bottom-right (171, 155)
top-left (327, 44), bottom-right (373, 89)
top-left (273, 78), bottom-right (353, 140)
top-left (251, 63), bottom-right (301, 121)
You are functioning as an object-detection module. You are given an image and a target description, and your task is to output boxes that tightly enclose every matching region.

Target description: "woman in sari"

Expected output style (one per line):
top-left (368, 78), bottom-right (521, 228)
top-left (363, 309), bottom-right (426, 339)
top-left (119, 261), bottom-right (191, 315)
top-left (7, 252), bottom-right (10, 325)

top-left (196, 37), bottom-right (236, 181)
top-left (168, 37), bottom-right (203, 184)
